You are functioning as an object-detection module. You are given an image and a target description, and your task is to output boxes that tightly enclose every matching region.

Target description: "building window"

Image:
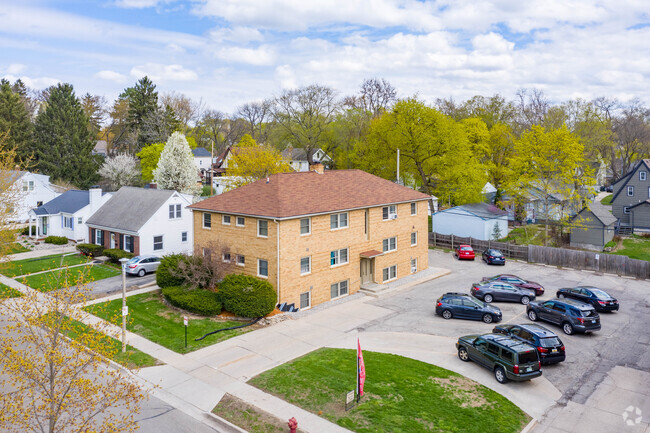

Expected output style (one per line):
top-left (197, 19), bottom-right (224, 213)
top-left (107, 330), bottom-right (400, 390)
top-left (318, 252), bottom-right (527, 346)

top-left (330, 280), bottom-right (349, 299)
top-left (169, 204), bottom-right (181, 219)
top-left (23, 180), bottom-right (34, 191)
top-left (37, 201), bottom-right (43, 207)
top-left (203, 213), bottom-right (211, 229)
top-left (648, 186), bottom-right (650, 198)
top-left (411, 202), bottom-right (417, 215)
top-left (383, 265), bottom-right (397, 282)
top-left (411, 232), bottom-right (417, 246)
top-left (300, 218), bottom-right (311, 235)
top-left (411, 258), bottom-right (418, 273)
top-left (223, 252), bottom-right (231, 262)
top-left (300, 291), bottom-right (311, 309)
top-left (258, 220), bottom-right (268, 237)
top-left (627, 186), bottom-right (634, 196)
top-left (640, 171), bottom-right (647, 181)
top-left (236, 255), bottom-right (245, 266)
top-left (623, 206), bottom-right (630, 214)
top-left (330, 212), bottom-right (349, 230)
top-left (300, 256), bottom-right (311, 275)
top-left (63, 216), bottom-right (73, 229)
top-left (258, 259), bottom-right (268, 277)
top-left (382, 236), bottom-right (397, 252)
top-left (236, 216), bottom-right (245, 227)
top-left (22, 181), bottom-right (28, 191)
top-left (95, 229), bottom-right (103, 245)
top-left (330, 248), bottom-right (349, 266)
top-left (124, 235), bottom-right (133, 253)
top-left (202, 248), bottom-right (211, 258)
top-left (382, 205), bottom-right (397, 220)
top-left (77, 217), bottom-right (82, 224)
top-left (181, 231), bottom-right (188, 242)
top-left (153, 235), bottom-right (163, 251)
top-left (222, 215), bottom-right (231, 225)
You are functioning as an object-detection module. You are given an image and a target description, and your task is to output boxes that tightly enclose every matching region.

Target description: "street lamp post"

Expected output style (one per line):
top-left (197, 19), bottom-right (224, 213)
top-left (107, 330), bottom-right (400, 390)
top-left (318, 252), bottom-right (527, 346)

top-left (119, 257), bottom-right (129, 353)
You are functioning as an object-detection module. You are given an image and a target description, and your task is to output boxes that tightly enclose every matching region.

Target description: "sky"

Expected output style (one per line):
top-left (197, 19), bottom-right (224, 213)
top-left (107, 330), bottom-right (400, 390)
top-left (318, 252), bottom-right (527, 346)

top-left (1, 0), bottom-right (649, 113)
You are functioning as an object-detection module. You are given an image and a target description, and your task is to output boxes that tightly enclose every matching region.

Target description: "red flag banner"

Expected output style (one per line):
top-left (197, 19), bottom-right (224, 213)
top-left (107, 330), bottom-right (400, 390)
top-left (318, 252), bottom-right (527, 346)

top-left (357, 338), bottom-right (366, 397)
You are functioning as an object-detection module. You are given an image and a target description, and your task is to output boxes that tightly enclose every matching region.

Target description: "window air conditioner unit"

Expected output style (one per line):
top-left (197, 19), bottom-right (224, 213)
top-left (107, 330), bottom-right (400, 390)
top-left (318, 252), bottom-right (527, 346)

top-left (390, 214), bottom-right (397, 220)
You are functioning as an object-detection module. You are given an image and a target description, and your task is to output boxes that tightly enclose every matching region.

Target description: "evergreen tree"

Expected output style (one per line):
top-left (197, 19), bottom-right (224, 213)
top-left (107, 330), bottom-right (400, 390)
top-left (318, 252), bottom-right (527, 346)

top-left (153, 132), bottom-right (200, 195)
top-left (0, 79), bottom-right (33, 163)
top-left (33, 83), bottom-right (99, 188)
top-left (125, 76), bottom-right (158, 149)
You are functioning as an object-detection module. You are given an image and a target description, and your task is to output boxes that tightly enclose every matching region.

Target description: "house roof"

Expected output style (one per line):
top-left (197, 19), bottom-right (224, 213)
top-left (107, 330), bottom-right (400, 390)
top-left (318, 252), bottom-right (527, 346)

top-left (580, 203), bottom-right (617, 226)
top-left (192, 147), bottom-right (212, 157)
top-left (437, 202), bottom-right (507, 220)
top-left (86, 186), bottom-right (178, 232)
top-left (629, 199), bottom-right (650, 210)
top-left (611, 159), bottom-right (650, 202)
top-left (32, 190), bottom-right (104, 216)
top-left (281, 147), bottom-right (331, 162)
top-left (189, 170), bottom-right (430, 219)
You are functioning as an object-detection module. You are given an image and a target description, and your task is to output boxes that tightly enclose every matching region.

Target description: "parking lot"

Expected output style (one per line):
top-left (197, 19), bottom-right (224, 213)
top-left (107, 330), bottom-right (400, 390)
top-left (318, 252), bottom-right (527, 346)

top-left (365, 249), bottom-right (650, 405)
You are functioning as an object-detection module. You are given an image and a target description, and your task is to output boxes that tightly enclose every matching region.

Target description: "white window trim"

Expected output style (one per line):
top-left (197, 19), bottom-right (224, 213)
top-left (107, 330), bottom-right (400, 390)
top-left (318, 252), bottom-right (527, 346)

top-left (300, 217), bottom-right (311, 236)
top-left (383, 205), bottom-right (397, 220)
top-left (411, 258), bottom-right (418, 273)
top-left (300, 256), bottom-right (311, 275)
top-left (623, 206), bottom-right (630, 214)
top-left (411, 202), bottom-right (417, 215)
top-left (648, 186), bottom-right (650, 198)
top-left (236, 216), bottom-right (245, 227)
top-left (77, 217), bottom-right (82, 224)
top-left (331, 280), bottom-right (349, 299)
top-left (627, 186), bottom-right (634, 196)
top-left (640, 171), bottom-right (647, 181)
top-left (382, 236), bottom-right (397, 253)
top-left (236, 255), bottom-right (245, 267)
top-left (202, 213), bottom-right (212, 229)
top-left (300, 291), bottom-right (312, 310)
top-left (330, 213), bottom-right (349, 231)
top-left (222, 214), bottom-right (231, 225)
top-left (411, 231), bottom-right (417, 246)
top-left (382, 265), bottom-right (397, 282)
top-left (330, 247), bottom-right (349, 268)
top-left (222, 252), bottom-right (231, 263)
top-left (153, 235), bottom-right (164, 251)
top-left (181, 231), bottom-right (188, 243)
top-left (257, 220), bottom-right (269, 238)
top-left (257, 259), bottom-right (269, 278)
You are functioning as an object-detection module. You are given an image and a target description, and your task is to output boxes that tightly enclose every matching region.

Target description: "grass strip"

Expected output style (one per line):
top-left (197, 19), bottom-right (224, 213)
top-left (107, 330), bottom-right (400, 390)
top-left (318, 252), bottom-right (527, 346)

top-left (0, 253), bottom-right (90, 277)
top-left (19, 265), bottom-right (120, 292)
top-left (250, 348), bottom-right (530, 433)
top-left (84, 291), bottom-right (252, 354)
top-left (213, 394), bottom-right (305, 433)
top-left (0, 283), bottom-right (22, 299)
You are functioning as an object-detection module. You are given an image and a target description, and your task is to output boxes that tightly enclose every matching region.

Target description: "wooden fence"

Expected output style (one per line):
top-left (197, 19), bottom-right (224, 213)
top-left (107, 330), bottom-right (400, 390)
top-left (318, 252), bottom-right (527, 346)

top-left (429, 232), bottom-right (650, 280)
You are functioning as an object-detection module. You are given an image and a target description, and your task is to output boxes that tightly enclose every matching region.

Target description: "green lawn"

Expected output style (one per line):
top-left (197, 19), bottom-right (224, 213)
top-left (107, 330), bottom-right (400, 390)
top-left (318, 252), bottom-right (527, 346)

top-left (0, 253), bottom-right (90, 277)
top-left (250, 348), bottom-right (530, 433)
top-left (213, 394), bottom-right (304, 433)
top-left (600, 194), bottom-right (613, 205)
top-left (84, 291), bottom-right (253, 354)
top-left (0, 283), bottom-right (22, 299)
top-left (500, 224), bottom-right (546, 245)
top-left (19, 265), bottom-right (121, 292)
top-left (6, 242), bottom-right (30, 254)
top-left (62, 316), bottom-right (159, 369)
top-left (611, 235), bottom-right (650, 261)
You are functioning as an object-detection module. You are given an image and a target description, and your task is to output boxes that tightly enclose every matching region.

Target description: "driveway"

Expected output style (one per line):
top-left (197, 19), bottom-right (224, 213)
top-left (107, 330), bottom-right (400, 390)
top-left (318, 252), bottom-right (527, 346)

top-left (85, 272), bottom-right (156, 298)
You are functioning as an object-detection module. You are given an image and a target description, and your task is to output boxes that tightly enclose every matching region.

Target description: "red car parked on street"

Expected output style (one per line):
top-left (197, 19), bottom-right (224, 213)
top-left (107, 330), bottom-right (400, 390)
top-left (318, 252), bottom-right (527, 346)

top-left (454, 245), bottom-right (475, 260)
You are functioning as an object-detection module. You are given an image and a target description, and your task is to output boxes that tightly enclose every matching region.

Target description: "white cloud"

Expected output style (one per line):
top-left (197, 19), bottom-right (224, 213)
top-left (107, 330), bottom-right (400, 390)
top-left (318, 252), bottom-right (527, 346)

top-left (113, 0), bottom-right (167, 8)
top-left (5, 64), bottom-right (26, 74)
top-left (275, 65), bottom-right (297, 89)
top-left (130, 63), bottom-right (198, 81)
top-left (2, 74), bottom-right (60, 89)
top-left (94, 70), bottom-right (128, 83)
top-left (215, 46), bottom-right (276, 66)
top-left (209, 26), bottom-right (264, 43)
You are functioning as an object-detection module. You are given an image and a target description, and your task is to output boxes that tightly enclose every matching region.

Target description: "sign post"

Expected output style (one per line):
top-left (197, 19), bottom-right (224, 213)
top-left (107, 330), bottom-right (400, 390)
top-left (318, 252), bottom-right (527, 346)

top-left (183, 316), bottom-right (188, 349)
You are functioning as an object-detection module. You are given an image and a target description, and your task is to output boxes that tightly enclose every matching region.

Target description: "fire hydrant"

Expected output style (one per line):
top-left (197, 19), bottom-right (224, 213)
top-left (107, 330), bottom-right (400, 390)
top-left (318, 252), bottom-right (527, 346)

top-left (288, 417), bottom-right (298, 433)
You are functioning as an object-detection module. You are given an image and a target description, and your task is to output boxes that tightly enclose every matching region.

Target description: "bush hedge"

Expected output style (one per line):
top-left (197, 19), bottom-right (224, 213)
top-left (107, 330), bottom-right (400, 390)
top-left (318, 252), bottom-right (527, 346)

top-left (20, 226), bottom-right (36, 236)
top-left (103, 248), bottom-right (134, 263)
top-left (76, 243), bottom-right (104, 258)
top-left (218, 274), bottom-right (276, 318)
top-left (156, 254), bottom-right (189, 288)
top-left (162, 286), bottom-right (222, 316)
top-left (44, 236), bottom-right (68, 245)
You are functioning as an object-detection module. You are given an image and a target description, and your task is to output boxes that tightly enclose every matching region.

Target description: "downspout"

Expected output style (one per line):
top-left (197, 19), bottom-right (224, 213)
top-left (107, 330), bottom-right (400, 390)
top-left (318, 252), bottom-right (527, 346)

top-left (274, 218), bottom-right (280, 305)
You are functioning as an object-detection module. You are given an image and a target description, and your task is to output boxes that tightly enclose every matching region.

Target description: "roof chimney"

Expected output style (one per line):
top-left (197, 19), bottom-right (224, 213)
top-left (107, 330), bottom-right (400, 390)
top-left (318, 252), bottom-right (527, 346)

top-left (309, 163), bottom-right (324, 174)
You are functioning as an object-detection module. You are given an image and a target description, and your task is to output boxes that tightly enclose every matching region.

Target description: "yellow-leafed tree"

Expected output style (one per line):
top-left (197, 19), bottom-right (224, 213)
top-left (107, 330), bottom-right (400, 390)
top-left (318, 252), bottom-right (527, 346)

top-left (0, 131), bottom-right (26, 260)
top-left (226, 134), bottom-right (292, 190)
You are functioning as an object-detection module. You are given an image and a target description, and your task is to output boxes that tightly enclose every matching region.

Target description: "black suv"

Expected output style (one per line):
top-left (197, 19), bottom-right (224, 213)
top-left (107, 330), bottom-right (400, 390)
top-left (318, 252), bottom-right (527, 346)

top-left (526, 299), bottom-right (600, 335)
top-left (556, 287), bottom-right (619, 312)
top-left (435, 292), bottom-right (502, 324)
top-left (456, 333), bottom-right (542, 383)
top-left (493, 323), bottom-right (566, 364)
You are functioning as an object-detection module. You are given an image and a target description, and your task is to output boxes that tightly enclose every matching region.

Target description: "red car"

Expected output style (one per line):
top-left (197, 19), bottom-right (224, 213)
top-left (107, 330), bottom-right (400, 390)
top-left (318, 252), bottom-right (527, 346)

top-left (454, 245), bottom-right (475, 260)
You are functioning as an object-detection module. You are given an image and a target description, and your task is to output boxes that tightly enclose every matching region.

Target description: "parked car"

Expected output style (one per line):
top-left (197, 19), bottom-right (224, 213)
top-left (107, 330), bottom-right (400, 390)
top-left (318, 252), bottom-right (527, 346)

top-left (481, 274), bottom-right (545, 296)
top-left (482, 248), bottom-right (505, 265)
top-left (492, 323), bottom-right (566, 364)
top-left (526, 299), bottom-right (601, 335)
top-left (456, 333), bottom-right (542, 383)
top-left (471, 281), bottom-right (536, 304)
top-left (124, 255), bottom-right (161, 277)
top-left (556, 287), bottom-right (619, 312)
top-left (454, 245), bottom-right (475, 260)
top-left (435, 292), bottom-right (502, 323)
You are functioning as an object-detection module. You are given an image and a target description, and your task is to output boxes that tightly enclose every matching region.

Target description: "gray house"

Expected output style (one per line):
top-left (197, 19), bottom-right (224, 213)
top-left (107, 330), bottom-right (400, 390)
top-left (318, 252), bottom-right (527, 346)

top-left (610, 159), bottom-right (650, 233)
top-left (570, 203), bottom-right (617, 251)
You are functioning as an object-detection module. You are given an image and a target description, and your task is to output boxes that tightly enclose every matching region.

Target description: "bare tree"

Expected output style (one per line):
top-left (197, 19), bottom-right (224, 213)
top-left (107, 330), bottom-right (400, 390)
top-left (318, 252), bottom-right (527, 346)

top-left (359, 78), bottom-right (397, 117)
top-left (612, 100), bottom-right (650, 176)
top-left (515, 88), bottom-right (550, 131)
top-left (197, 109), bottom-right (246, 153)
top-left (236, 100), bottom-right (272, 143)
top-left (171, 241), bottom-right (235, 290)
top-left (160, 91), bottom-right (203, 131)
top-left (593, 96), bottom-right (620, 121)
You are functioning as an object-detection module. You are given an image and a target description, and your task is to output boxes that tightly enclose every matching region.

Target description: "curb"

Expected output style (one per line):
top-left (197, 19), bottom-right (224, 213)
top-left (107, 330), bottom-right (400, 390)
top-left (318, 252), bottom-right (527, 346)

top-left (520, 418), bottom-right (538, 433)
top-left (204, 412), bottom-right (249, 433)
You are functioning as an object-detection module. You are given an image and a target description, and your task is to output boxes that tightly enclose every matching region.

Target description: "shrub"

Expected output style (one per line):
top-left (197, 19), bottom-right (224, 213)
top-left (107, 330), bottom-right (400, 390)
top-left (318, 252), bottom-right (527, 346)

top-left (44, 236), bottom-right (68, 245)
top-left (218, 274), bottom-right (276, 318)
top-left (76, 243), bottom-right (104, 258)
top-left (162, 286), bottom-right (222, 316)
top-left (156, 254), bottom-right (189, 288)
top-left (103, 248), bottom-right (134, 263)
top-left (20, 226), bottom-right (36, 236)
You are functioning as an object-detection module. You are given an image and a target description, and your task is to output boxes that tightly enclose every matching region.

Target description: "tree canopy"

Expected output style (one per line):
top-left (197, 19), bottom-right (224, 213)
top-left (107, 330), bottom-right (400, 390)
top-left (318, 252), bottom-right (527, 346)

top-left (226, 134), bottom-right (292, 190)
top-left (153, 132), bottom-right (200, 195)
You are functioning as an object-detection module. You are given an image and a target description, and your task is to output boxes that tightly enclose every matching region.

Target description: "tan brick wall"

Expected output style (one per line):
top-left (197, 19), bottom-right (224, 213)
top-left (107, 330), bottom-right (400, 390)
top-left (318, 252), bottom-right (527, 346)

top-left (192, 200), bottom-right (429, 309)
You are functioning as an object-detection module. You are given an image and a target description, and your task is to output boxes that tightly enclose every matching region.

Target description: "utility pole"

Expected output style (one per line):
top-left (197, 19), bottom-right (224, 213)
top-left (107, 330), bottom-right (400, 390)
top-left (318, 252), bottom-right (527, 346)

top-left (119, 258), bottom-right (129, 353)
top-left (396, 148), bottom-right (400, 185)
top-left (210, 140), bottom-right (214, 196)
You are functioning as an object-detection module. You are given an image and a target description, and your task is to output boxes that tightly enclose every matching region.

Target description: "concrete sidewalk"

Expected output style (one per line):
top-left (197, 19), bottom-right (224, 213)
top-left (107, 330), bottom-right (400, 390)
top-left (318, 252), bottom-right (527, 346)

top-left (7, 245), bottom-right (78, 261)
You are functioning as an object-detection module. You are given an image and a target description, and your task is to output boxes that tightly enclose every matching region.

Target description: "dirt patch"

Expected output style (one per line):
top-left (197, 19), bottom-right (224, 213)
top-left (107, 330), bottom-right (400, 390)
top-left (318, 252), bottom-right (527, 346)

top-left (213, 393), bottom-right (306, 433)
top-left (431, 376), bottom-right (493, 408)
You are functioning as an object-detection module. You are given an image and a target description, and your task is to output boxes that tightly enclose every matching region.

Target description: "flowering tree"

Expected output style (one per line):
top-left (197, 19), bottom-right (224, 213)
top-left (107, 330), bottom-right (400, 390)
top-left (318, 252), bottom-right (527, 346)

top-left (98, 153), bottom-right (140, 190)
top-left (0, 131), bottom-right (27, 259)
top-left (227, 134), bottom-right (292, 190)
top-left (153, 132), bottom-right (200, 195)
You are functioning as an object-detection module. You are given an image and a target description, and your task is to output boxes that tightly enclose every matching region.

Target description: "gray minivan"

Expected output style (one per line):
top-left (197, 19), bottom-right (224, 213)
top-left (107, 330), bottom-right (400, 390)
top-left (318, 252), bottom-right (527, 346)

top-left (124, 255), bottom-right (161, 277)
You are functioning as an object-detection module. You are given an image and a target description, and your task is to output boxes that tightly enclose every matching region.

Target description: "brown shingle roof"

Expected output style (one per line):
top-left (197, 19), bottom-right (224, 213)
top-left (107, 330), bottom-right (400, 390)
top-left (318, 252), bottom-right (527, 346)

top-left (189, 170), bottom-right (430, 218)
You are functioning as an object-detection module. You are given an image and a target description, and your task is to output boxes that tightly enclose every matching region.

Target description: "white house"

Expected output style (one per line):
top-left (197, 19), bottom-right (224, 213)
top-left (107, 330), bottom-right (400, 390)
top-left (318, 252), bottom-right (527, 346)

top-left (192, 147), bottom-right (213, 172)
top-left (5, 171), bottom-right (62, 222)
top-left (431, 202), bottom-right (509, 241)
top-left (281, 147), bottom-right (332, 172)
top-left (85, 187), bottom-right (193, 256)
top-left (28, 188), bottom-right (112, 242)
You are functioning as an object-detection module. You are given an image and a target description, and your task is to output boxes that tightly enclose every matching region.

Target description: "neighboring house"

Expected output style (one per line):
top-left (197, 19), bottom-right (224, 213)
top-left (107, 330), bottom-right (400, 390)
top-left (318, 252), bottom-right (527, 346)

top-left (4, 171), bottom-right (62, 222)
top-left (28, 188), bottom-right (112, 242)
top-left (502, 183), bottom-right (587, 223)
top-left (188, 167), bottom-right (430, 310)
top-left (192, 147), bottom-right (213, 178)
top-left (431, 203), bottom-right (508, 241)
top-left (427, 195), bottom-right (439, 215)
top-left (610, 159), bottom-right (650, 233)
top-left (570, 203), bottom-right (617, 251)
top-left (85, 187), bottom-right (193, 256)
top-left (281, 147), bottom-right (332, 172)
top-left (482, 182), bottom-right (497, 204)
top-left (93, 140), bottom-right (108, 157)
